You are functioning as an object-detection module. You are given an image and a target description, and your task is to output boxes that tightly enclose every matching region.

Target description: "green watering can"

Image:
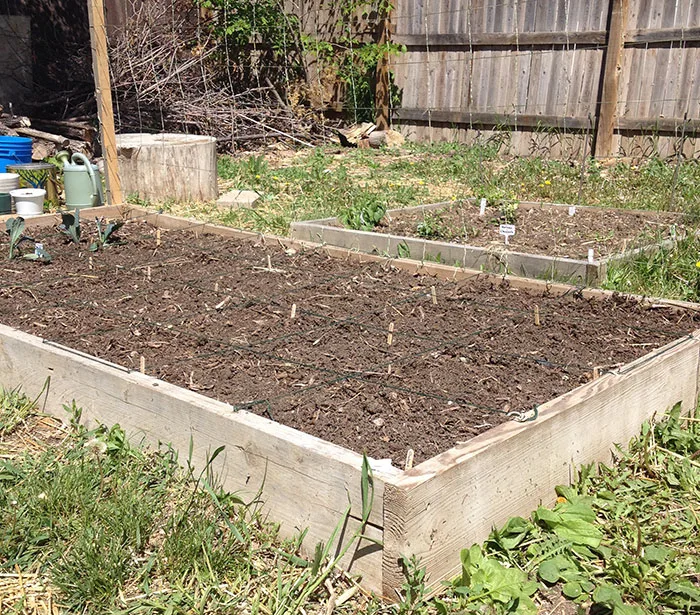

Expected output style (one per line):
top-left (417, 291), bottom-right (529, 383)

top-left (56, 151), bottom-right (103, 209)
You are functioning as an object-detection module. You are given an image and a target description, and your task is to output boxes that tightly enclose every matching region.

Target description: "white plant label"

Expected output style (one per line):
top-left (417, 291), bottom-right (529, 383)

top-left (670, 224), bottom-right (677, 239)
top-left (34, 243), bottom-right (43, 256)
top-left (479, 198), bottom-right (487, 216)
top-left (568, 206), bottom-right (576, 216)
top-left (499, 224), bottom-right (516, 245)
top-left (588, 248), bottom-right (595, 263)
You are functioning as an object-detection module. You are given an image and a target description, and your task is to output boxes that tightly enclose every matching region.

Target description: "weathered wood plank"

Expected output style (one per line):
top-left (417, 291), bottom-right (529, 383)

top-left (394, 107), bottom-right (593, 129)
top-left (0, 324), bottom-right (391, 592)
top-left (595, 0), bottom-right (629, 157)
top-left (383, 332), bottom-right (700, 593)
top-left (395, 30), bottom-right (607, 47)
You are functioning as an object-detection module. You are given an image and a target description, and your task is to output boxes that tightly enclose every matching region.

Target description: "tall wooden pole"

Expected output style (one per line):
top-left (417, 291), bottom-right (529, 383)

top-left (594, 0), bottom-right (628, 158)
top-left (374, 5), bottom-right (393, 131)
top-left (87, 0), bottom-right (123, 205)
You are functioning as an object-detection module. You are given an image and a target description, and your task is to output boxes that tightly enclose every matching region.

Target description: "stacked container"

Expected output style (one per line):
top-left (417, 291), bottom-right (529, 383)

top-left (0, 172), bottom-right (20, 214)
top-left (0, 136), bottom-right (32, 172)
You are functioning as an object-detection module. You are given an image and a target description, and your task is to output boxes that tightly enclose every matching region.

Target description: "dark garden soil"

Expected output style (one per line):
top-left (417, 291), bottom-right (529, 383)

top-left (376, 202), bottom-right (683, 259)
top-left (0, 217), bottom-right (697, 465)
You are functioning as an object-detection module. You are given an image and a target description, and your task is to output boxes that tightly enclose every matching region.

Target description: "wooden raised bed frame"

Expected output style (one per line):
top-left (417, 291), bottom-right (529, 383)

top-left (1, 206), bottom-right (698, 598)
top-left (290, 201), bottom-right (680, 286)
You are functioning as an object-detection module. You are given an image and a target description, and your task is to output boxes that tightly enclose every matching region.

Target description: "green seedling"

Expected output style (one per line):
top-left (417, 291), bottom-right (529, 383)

top-left (5, 217), bottom-right (28, 259)
top-left (340, 194), bottom-right (386, 231)
top-left (89, 217), bottom-right (125, 251)
top-left (416, 210), bottom-right (447, 239)
top-left (58, 210), bottom-right (81, 244)
top-left (5, 217), bottom-right (51, 262)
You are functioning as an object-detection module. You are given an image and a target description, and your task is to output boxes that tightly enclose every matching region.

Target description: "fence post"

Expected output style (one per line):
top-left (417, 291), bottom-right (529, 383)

top-left (87, 0), bottom-right (123, 206)
top-left (594, 0), bottom-right (628, 158)
top-left (375, 3), bottom-right (393, 130)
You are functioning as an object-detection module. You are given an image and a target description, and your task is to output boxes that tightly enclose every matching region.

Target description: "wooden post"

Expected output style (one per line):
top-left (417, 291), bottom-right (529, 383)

top-left (87, 0), bottom-right (123, 205)
top-left (374, 4), bottom-right (393, 131)
top-left (594, 0), bottom-right (628, 158)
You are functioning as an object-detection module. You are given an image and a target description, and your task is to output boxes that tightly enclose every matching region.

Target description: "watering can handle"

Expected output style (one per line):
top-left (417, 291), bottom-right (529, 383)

top-left (71, 153), bottom-right (99, 207)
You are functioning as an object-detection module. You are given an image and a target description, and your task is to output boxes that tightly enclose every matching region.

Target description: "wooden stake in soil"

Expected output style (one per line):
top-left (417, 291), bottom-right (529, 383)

top-left (405, 448), bottom-right (414, 470)
top-left (156, 228), bottom-right (161, 247)
top-left (88, 256), bottom-right (93, 270)
top-left (147, 266), bottom-right (151, 281)
top-left (290, 303), bottom-right (297, 319)
top-left (534, 305), bottom-right (540, 326)
top-left (139, 355), bottom-right (145, 374)
top-left (593, 366), bottom-right (601, 380)
top-left (214, 281), bottom-right (219, 292)
top-left (387, 322), bottom-right (395, 346)
top-left (431, 286), bottom-right (437, 305)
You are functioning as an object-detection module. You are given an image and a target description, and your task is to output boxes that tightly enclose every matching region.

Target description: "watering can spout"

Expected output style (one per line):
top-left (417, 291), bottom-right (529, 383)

top-left (56, 150), bottom-right (71, 166)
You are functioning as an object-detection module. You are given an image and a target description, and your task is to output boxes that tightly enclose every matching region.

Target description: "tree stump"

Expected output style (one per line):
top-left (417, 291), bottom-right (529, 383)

top-left (116, 133), bottom-right (218, 202)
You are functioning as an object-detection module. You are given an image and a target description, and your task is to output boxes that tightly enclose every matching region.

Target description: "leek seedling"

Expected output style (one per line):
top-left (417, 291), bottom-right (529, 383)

top-left (5, 217), bottom-right (51, 262)
top-left (58, 210), bottom-right (81, 244)
top-left (89, 217), bottom-right (125, 251)
top-left (5, 217), bottom-right (27, 259)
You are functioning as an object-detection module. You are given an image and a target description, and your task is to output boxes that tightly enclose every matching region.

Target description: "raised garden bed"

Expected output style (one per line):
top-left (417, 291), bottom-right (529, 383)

top-left (1, 207), bottom-right (699, 596)
top-left (291, 201), bottom-right (685, 286)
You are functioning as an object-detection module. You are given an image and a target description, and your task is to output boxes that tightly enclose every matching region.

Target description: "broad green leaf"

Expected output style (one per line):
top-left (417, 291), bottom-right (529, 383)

top-left (472, 558), bottom-right (527, 604)
top-left (613, 604), bottom-right (645, 615)
top-left (538, 559), bottom-right (561, 584)
top-left (643, 544), bottom-right (673, 564)
top-left (562, 581), bottom-right (582, 599)
top-left (593, 584), bottom-right (623, 607)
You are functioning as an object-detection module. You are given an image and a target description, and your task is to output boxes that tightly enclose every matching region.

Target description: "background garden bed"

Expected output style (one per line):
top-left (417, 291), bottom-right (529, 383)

top-left (1, 207), bottom-right (698, 596)
top-left (291, 201), bottom-right (684, 285)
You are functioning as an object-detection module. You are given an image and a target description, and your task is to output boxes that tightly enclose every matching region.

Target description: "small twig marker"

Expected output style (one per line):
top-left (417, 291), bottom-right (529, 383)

top-left (479, 198), bottom-right (487, 216)
top-left (568, 206), bottom-right (576, 216)
top-left (139, 355), bottom-right (145, 374)
top-left (215, 295), bottom-right (231, 310)
top-left (88, 256), bottom-right (93, 270)
top-left (431, 285), bottom-right (437, 305)
top-left (290, 303), bottom-right (297, 319)
top-left (156, 228), bottom-right (161, 246)
top-left (588, 248), bottom-right (595, 264)
top-left (146, 266), bottom-right (151, 281)
top-left (534, 304), bottom-right (540, 326)
top-left (387, 322), bottom-right (395, 346)
top-left (405, 448), bottom-right (414, 470)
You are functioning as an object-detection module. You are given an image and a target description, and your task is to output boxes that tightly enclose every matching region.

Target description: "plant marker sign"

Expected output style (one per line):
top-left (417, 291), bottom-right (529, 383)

top-left (499, 223), bottom-right (516, 245)
top-left (479, 198), bottom-right (487, 216)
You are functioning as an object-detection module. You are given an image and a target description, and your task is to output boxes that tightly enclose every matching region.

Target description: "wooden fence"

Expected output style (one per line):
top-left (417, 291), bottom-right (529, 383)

top-left (389, 0), bottom-right (700, 158)
top-left (100, 0), bottom-right (700, 159)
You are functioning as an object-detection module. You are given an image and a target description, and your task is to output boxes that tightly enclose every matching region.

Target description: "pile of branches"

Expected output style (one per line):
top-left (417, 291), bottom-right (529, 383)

top-left (108, 0), bottom-right (334, 150)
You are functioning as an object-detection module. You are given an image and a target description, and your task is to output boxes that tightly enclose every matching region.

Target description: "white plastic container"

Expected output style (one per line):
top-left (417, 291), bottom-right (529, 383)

top-left (10, 188), bottom-right (46, 217)
top-left (0, 172), bottom-right (19, 192)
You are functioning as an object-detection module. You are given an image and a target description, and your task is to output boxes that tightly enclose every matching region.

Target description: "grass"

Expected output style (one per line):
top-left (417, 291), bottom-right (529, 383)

top-left (145, 141), bottom-right (700, 239)
top-left (1, 388), bottom-right (698, 614)
top-left (603, 234), bottom-right (700, 302)
top-left (0, 390), bottom-right (377, 614)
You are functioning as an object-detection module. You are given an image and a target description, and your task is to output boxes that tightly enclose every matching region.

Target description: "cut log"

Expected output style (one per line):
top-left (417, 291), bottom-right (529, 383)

top-left (15, 127), bottom-right (70, 148)
top-left (32, 119), bottom-right (96, 143)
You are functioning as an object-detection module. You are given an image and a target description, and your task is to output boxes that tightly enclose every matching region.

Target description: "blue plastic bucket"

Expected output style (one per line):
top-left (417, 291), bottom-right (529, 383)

top-left (0, 136), bottom-right (32, 172)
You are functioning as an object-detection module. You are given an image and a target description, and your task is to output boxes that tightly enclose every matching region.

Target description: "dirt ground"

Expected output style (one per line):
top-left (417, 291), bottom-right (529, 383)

top-left (377, 202), bottom-right (684, 259)
top-left (0, 218), bottom-right (696, 465)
